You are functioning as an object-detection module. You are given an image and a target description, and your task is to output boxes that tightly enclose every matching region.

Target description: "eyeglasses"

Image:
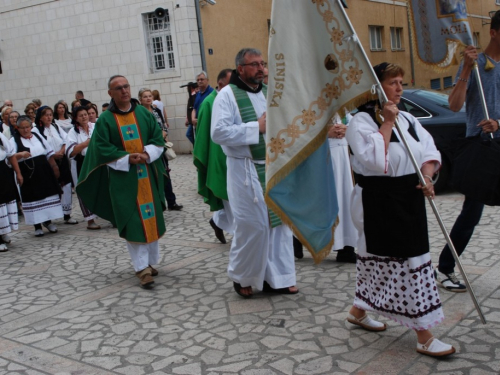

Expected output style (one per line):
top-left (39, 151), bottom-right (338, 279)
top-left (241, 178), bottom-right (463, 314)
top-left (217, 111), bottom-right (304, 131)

top-left (110, 84), bottom-right (130, 91)
top-left (240, 61), bottom-right (267, 68)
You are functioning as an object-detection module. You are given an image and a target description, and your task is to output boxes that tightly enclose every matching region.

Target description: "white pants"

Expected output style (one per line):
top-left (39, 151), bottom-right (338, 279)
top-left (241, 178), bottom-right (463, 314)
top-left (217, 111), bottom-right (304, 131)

top-left (329, 140), bottom-right (357, 250)
top-left (212, 200), bottom-right (234, 234)
top-left (126, 241), bottom-right (160, 272)
top-left (226, 157), bottom-right (296, 290)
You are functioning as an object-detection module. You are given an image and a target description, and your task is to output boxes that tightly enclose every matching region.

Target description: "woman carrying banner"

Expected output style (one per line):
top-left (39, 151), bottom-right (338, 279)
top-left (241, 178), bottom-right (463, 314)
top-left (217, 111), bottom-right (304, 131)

top-left (344, 62), bottom-right (455, 357)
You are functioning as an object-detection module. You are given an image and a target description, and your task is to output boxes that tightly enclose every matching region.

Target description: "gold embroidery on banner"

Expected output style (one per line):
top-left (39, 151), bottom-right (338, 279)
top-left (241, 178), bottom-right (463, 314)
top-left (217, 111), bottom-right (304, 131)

top-left (267, 0), bottom-right (374, 164)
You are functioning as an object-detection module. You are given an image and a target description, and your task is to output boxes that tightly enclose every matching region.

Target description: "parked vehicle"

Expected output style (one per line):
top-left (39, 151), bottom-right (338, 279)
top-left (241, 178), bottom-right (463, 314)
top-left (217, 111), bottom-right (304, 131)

top-left (398, 89), bottom-right (466, 193)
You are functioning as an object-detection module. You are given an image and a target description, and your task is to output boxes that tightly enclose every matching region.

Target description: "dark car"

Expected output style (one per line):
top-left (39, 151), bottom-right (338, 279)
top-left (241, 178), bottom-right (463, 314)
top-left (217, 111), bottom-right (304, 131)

top-left (398, 89), bottom-right (466, 192)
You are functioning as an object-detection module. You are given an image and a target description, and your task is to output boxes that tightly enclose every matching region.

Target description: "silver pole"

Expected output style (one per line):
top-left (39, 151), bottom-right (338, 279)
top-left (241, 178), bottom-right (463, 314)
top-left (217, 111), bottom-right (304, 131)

top-left (337, 0), bottom-right (486, 324)
top-left (473, 63), bottom-right (494, 139)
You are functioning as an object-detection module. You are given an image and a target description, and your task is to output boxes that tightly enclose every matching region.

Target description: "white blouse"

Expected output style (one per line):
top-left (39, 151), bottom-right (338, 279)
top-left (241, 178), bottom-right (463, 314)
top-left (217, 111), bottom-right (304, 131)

top-left (54, 118), bottom-right (73, 133)
top-left (33, 125), bottom-right (67, 154)
top-left (0, 132), bottom-right (14, 162)
top-left (66, 123), bottom-right (94, 158)
top-left (9, 133), bottom-right (55, 161)
top-left (346, 111), bottom-right (441, 177)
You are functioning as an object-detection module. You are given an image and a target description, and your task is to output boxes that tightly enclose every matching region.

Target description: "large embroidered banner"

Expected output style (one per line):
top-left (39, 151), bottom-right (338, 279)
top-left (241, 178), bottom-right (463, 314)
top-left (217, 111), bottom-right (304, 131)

top-left (408, 0), bottom-right (473, 69)
top-left (265, 0), bottom-right (377, 263)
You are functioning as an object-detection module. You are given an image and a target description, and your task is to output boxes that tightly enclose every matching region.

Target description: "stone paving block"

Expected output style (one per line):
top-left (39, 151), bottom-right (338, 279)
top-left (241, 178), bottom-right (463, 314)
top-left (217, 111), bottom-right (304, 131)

top-left (2, 156), bottom-right (500, 374)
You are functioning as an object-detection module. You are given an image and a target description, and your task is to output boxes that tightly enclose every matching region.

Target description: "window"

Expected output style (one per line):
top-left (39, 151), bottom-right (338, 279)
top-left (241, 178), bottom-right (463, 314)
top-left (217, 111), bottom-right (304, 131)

top-left (430, 78), bottom-right (441, 90)
top-left (390, 27), bottom-right (404, 51)
top-left (369, 26), bottom-right (383, 51)
top-left (497, 0), bottom-right (500, 5)
top-left (443, 76), bottom-right (453, 88)
top-left (143, 10), bottom-right (175, 73)
top-left (399, 99), bottom-right (431, 118)
top-left (473, 32), bottom-right (480, 48)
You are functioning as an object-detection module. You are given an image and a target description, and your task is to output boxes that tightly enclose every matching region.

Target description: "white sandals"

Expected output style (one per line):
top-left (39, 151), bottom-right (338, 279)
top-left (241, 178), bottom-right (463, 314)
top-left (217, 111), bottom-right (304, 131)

top-left (416, 337), bottom-right (456, 357)
top-left (346, 313), bottom-right (387, 331)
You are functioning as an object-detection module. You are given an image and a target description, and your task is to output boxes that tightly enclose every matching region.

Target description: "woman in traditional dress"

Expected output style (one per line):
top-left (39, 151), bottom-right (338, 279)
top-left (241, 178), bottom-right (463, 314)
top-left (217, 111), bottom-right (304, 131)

top-left (0, 131), bottom-right (23, 251)
top-left (87, 104), bottom-right (98, 125)
top-left (33, 106), bottom-right (77, 225)
top-left (10, 116), bottom-right (63, 237)
top-left (53, 101), bottom-right (73, 133)
top-left (345, 63), bottom-right (455, 357)
top-left (24, 103), bottom-right (36, 124)
top-left (138, 88), bottom-right (182, 211)
top-left (66, 107), bottom-right (100, 230)
top-left (1, 107), bottom-right (12, 135)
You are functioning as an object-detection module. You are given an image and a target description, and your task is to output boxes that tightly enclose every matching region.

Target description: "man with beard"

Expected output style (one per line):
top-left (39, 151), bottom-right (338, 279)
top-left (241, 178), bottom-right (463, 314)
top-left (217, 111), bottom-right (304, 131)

top-left (77, 75), bottom-right (166, 289)
top-left (211, 48), bottom-right (297, 298)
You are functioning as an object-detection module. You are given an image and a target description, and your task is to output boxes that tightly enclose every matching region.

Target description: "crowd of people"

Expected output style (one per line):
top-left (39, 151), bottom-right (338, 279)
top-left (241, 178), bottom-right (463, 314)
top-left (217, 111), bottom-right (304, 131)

top-left (2, 12), bottom-right (500, 359)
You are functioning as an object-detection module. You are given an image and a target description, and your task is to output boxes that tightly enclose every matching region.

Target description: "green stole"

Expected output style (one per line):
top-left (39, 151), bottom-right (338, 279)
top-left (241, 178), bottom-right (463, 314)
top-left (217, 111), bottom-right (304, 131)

top-left (229, 84), bottom-right (281, 228)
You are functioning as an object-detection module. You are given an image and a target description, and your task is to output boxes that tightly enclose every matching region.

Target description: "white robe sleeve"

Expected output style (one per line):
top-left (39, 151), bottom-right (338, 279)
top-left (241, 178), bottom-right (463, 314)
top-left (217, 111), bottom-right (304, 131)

top-left (144, 145), bottom-right (163, 163)
top-left (40, 136), bottom-right (55, 160)
top-left (107, 145), bottom-right (163, 171)
top-left (211, 89), bottom-right (260, 147)
top-left (346, 112), bottom-right (388, 174)
top-left (0, 132), bottom-right (14, 158)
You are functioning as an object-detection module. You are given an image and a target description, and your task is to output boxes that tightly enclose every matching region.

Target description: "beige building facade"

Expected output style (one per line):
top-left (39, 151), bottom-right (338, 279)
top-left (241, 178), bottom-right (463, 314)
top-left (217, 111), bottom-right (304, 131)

top-left (200, 0), bottom-right (500, 93)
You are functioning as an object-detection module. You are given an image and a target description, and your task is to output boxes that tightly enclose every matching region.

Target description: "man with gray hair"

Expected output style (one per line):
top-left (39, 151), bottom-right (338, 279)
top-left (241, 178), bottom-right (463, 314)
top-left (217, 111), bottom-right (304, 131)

top-left (77, 74), bottom-right (167, 289)
top-left (191, 71), bottom-right (214, 130)
top-left (3, 100), bottom-right (13, 108)
top-left (211, 48), bottom-right (297, 298)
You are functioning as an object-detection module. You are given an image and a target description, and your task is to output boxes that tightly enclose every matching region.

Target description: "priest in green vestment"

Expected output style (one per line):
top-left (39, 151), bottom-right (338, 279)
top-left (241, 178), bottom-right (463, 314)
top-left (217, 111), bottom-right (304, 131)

top-left (77, 75), bottom-right (166, 289)
top-left (193, 68), bottom-right (234, 243)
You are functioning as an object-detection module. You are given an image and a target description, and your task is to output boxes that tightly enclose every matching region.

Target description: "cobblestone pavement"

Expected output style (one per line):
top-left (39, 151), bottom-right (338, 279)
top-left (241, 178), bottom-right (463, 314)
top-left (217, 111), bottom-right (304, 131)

top-left (1, 154), bottom-right (499, 375)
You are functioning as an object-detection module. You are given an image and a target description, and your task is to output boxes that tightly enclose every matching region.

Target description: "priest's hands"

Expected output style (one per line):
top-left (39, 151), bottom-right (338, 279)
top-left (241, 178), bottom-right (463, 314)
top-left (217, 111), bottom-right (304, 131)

top-left (129, 152), bottom-right (150, 164)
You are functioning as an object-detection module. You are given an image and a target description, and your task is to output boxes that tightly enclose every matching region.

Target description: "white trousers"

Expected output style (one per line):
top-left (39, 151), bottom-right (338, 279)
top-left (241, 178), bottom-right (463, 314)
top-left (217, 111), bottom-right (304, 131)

top-left (329, 141), bottom-right (358, 250)
top-left (226, 157), bottom-right (296, 290)
top-left (61, 183), bottom-right (72, 216)
top-left (212, 200), bottom-right (234, 234)
top-left (126, 241), bottom-right (160, 272)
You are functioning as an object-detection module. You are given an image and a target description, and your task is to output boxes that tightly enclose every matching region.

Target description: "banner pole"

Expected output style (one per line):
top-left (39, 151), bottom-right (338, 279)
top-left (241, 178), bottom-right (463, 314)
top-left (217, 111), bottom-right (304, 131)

top-left (473, 63), bottom-right (494, 139)
top-left (337, 0), bottom-right (487, 324)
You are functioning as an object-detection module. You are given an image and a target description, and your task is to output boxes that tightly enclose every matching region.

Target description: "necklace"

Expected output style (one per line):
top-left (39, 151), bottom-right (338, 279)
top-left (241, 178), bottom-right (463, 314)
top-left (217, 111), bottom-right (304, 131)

top-left (22, 158), bottom-right (35, 179)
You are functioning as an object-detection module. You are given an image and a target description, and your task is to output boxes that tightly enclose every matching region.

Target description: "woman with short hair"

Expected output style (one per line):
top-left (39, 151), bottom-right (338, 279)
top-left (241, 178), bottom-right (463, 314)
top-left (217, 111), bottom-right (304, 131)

top-left (66, 107), bottom-right (100, 230)
top-left (10, 116), bottom-right (63, 237)
top-left (24, 103), bottom-right (36, 124)
top-left (87, 104), bottom-right (99, 125)
top-left (345, 62), bottom-right (454, 357)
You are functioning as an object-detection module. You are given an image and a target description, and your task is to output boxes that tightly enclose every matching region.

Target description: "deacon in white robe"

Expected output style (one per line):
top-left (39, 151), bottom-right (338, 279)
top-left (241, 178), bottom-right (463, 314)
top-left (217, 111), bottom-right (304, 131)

top-left (211, 49), bottom-right (296, 296)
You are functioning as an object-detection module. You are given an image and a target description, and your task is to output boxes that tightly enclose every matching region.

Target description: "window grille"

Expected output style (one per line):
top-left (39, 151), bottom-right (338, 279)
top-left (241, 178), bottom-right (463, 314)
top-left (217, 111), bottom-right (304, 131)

top-left (443, 76), bottom-right (453, 88)
top-left (390, 27), bottom-right (403, 51)
top-left (369, 26), bottom-right (383, 51)
top-left (430, 78), bottom-right (441, 90)
top-left (143, 11), bottom-right (175, 73)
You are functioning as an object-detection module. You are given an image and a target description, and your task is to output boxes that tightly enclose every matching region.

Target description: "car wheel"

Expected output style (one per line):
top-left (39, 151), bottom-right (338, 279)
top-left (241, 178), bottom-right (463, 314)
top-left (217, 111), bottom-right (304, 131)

top-left (433, 158), bottom-right (450, 194)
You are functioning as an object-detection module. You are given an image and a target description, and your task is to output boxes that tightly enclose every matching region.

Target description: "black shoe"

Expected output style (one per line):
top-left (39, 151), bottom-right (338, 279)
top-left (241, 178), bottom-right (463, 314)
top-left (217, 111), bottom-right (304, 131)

top-left (168, 203), bottom-right (183, 211)
top-left (209, 218), bottom-right (226, 244)
top-left (336, 246), bottom-right (357, 263)
top-left (293, 236), bottom-right (304, 259)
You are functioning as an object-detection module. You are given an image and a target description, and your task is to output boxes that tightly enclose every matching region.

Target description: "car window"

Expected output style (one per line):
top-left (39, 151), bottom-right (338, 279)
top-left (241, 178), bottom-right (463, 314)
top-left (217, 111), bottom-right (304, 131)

top-left (400, 98), bottom-right (431, 118)
top-left (412, 90), bottom-right (464, 111)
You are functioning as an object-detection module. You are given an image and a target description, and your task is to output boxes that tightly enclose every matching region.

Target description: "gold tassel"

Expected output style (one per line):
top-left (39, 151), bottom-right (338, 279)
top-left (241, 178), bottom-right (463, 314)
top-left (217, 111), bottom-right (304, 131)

top-left (485, 58), bottom-right (495, 72)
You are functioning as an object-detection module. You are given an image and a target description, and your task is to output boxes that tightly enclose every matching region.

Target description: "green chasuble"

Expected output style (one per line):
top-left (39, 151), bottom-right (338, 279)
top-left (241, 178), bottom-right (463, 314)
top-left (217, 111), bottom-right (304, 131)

top-left (76, 103), bottom-right (167, 244)
top-left (193, 90), bottom-right (228, 211)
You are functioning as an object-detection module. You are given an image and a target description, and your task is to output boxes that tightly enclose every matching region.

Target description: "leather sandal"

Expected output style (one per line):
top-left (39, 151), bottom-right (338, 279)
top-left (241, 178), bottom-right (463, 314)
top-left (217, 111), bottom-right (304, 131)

top-left (136, 268), bottom-right (155, 289)
top-left (149, 265), bottom-right (158, 277)
top-left (233, 282), bottom-right (252, 298)
top-left (263, 281), bottom-right (299, 294)
top-left (346, 313), bottom-right (387, 331)
top-left (416, 337), bottom-right (456, 357)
